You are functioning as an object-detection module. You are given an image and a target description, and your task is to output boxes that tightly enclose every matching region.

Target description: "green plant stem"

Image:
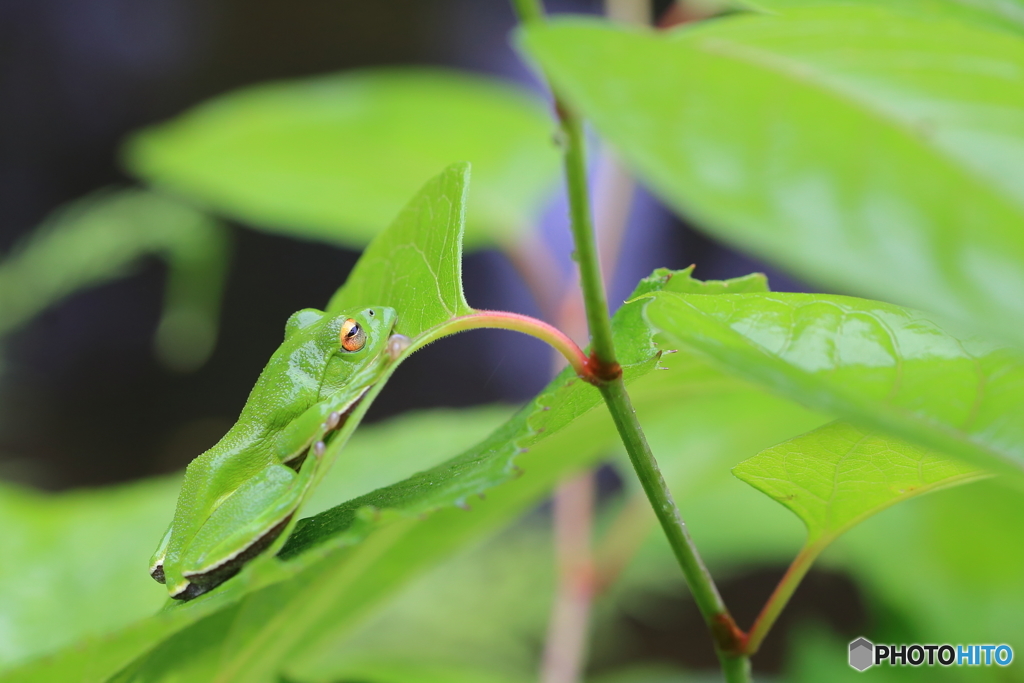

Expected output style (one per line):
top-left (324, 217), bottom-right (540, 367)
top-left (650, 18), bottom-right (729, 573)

top-left (599, 378), bottom-right (747, 669)
top-left (721, 652), bottom-right (754, 682)
top-left (560, 113), bottom-right (618, 375)
top-left (510, 1), bottom-right (748, 678)
top-left (745, 540), bottom-right (825, 655)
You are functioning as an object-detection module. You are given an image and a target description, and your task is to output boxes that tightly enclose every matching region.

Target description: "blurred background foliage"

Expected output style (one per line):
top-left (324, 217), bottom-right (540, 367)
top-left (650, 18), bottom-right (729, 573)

top-left (1, 0), bottom-right (1022, 682)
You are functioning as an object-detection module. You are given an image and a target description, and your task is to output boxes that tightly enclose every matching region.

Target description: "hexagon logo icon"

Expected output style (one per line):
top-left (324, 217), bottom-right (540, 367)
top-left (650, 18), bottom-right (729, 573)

top-left (849, 637), bottom-right (874, 671)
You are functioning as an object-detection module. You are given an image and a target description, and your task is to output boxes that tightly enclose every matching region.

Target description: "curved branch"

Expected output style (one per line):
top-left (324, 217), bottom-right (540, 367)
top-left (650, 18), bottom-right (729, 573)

top-left (415, 309), bottom-right (596, 383)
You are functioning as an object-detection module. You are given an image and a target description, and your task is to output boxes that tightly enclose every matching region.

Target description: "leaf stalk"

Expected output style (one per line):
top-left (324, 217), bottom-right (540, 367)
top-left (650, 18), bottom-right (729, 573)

top-left (744, 539), bottom-right (825, 655)
top-left (419, 309), bottom-right (595, 382)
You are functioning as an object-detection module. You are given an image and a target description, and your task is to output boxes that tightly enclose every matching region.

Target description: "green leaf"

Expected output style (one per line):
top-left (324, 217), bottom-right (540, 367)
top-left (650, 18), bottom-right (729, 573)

top-left (1, 266), bottom-right (791, 683)
top-left (644, 291), bottom-right (1024, 475)
top-left (519, 10), bottom-right (1024, 348)
top-left (302, 407), bottom-right (515, 518)
top-left (0, 189), bottom-right (229, 371)
top-left (124, 68), bottom-right (560, 250)
top-left (737, 0), bottom-right (1024, 35)
top-left (730, 420), bottom-right (986, 656)
top-left (733, 420), bottom-right (985, 544)
top-left (324, 162), bottom-right (474, 334)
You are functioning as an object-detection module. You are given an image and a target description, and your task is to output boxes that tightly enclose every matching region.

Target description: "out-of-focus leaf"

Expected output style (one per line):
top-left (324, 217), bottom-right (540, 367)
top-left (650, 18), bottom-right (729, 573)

top-left (644, 291), bottom-right (1024, 475)
top-left (125, 68), bottom-right (560, 250)
top-left (519, 11), bottom-right (1024, 348)
top-left (786, 625), bottom-right (931, 682)
top-left (587, 667), bottom-right (724, 683)
top-left (738, 0), bottom-right (1024, 35)
top-left (0, 189), bottom-right (229, 371)
top-left (292, 522), bottom-right (554, 683)
top-left (834, 478), bottom-right (1024, 654)
top-left (733, 421), bottom-right (985, 545)
top-left (0, 479), bottom-right (178, 671)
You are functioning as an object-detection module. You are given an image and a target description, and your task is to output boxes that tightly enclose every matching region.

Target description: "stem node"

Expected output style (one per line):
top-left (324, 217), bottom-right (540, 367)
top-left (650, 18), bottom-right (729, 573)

top-left (712, 613), bottom-right (749, 656)
top-left (585, 351), bottom-right (621, 384)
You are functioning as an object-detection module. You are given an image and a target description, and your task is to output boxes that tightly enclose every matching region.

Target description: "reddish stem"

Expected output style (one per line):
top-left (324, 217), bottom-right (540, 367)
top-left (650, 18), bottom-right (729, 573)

top-left (743, 541), bottom-right (825, 655)
top-left (436, 310), bottom-right (597, 384)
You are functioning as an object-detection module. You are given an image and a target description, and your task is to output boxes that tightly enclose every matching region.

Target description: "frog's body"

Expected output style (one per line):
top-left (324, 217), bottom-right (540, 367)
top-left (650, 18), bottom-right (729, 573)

top-left (150, 306), bottom-right (399, 600)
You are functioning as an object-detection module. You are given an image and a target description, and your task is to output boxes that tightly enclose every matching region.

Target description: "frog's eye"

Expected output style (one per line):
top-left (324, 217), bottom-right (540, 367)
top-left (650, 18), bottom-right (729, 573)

top-left (339, 318), bottom-right (366, 352)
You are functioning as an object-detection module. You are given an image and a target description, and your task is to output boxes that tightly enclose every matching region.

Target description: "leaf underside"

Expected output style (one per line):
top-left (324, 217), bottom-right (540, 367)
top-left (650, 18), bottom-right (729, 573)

top-left (733, 420), bottom-right (986, 544)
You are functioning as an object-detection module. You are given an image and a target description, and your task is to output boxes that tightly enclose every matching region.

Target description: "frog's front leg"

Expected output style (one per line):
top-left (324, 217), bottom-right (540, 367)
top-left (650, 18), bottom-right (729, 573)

top-left (170, 453), bottom-right (320, 600)
top-left (272, 386), bottom-right (371, 466)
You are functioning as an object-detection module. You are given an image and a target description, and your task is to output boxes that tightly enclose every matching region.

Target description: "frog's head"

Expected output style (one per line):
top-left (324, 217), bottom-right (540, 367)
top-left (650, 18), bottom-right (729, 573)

top-left (317, 306), bottom-right (403, 397)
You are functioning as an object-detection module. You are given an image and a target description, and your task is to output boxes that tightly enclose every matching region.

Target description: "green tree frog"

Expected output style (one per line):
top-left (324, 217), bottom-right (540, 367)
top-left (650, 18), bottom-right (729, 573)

top-left (150, 305), bottom-right (407, 600)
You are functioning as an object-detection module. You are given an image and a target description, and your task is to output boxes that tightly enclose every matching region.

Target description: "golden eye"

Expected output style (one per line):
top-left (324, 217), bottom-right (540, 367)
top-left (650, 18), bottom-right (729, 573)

top-left (339, 318), bottom-right (366, 352)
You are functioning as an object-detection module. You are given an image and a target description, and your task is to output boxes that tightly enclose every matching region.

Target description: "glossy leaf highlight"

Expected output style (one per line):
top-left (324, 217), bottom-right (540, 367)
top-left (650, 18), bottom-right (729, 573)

top-left (644, 291), bottom-right (1024, 475)
top-left (520, 11), bottom-right (1024, 347)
